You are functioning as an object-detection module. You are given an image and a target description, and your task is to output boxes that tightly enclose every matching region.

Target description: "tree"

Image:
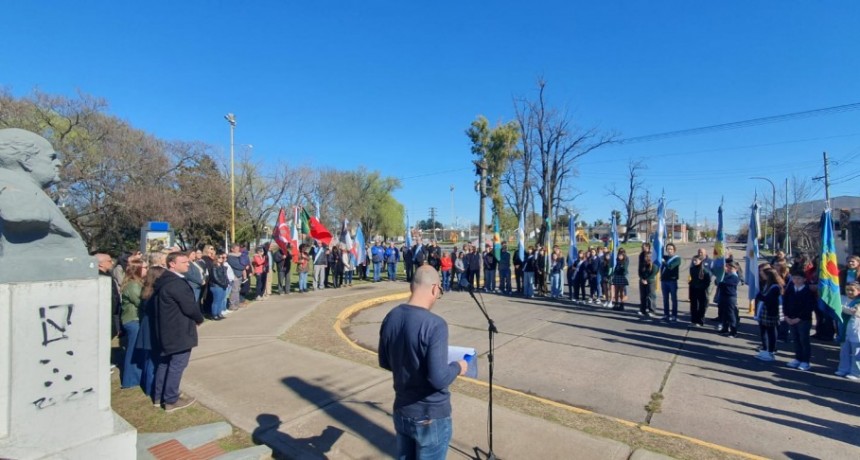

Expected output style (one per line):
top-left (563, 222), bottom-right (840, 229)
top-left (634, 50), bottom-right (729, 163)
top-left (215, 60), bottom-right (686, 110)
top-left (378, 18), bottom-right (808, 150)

top-left (417, 219), bottom-right (443, 231)
top-left (466, 115), bottom-right (520, 216)
top-left (233, 152), bottom-right (290, 247)
top-left (606, 160), bottom-right (651, 243)
top-left (512, 79), bottom-right (615, 250)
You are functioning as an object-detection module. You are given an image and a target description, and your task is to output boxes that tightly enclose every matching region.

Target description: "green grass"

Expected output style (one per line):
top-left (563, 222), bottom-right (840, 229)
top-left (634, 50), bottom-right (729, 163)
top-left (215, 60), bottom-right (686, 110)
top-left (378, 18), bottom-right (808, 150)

top-left (110, 358), bottom-right (255, 451)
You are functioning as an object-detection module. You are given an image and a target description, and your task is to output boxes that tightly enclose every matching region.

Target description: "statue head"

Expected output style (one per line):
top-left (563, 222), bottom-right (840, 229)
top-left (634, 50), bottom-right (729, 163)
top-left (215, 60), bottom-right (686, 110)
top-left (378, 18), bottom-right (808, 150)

top-left (0, 128), bottom-right (61, 187)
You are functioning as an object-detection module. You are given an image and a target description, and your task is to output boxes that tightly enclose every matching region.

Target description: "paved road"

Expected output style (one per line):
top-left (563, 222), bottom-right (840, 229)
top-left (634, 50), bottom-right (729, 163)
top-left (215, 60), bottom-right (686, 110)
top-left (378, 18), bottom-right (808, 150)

top-left (350, 243), bottom-right (860, 459)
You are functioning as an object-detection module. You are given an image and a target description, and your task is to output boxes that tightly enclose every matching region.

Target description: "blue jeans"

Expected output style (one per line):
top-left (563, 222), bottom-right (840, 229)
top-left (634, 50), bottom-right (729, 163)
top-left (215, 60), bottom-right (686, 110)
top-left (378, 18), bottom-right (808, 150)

top-left (191, 286), bottom-right (202, 304)
top-left (441, 270), bottom-right (451, 291)
top-left (388, 262), bottom-right (397, 280)
top-left (153, 350), bottom-right (191, 405)
top-left (210, 285), bottom-right (226, 317)
top-left (838, 340), bottom-right (860, 376)
top-left (299, 272), bottom-right (308, 291)
top-left (485, 269), bottom-right (496, 291)
top-left (120, 320), bottom-right (142, 388)
top-left (393, 412), bottom-right (452, 460)
top-left (550, 272), bottom-right (562, 297)
top-left (524, 272), bottom-right (535, 298)
top-left (373, 262), bottom-right (382, 281)
top-left (791, 319), bottom-right (812, 363)
top-left (499, 267), bottom-right (511, 293)
top-left (661, 280), bottom-right (678, 317)
top-left (345, 270), bottom-right (353, 285)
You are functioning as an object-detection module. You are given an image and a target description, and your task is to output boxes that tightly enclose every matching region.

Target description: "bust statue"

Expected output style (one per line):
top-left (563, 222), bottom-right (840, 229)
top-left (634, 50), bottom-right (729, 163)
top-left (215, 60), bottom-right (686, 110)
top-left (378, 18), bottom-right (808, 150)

top-left (0, 128), bottom-right (95, 282)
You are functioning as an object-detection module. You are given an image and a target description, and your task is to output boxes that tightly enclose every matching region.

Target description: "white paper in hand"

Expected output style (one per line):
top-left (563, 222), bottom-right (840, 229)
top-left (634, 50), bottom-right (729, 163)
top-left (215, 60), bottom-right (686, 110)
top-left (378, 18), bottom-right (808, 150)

top-left (448, 345), bottom-right (478, 378)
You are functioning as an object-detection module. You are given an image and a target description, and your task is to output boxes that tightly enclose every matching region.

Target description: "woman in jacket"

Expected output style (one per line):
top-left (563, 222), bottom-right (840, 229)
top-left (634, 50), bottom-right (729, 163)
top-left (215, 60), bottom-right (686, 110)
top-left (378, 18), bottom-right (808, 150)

top-left (120, 261), bottom-right (147, 389)
top-left (755, 267), bottom-right (784, 361)
top-left (135, 265), bottom-right (165, 398)
top-left (252, 247), bottom-right (267, 299)
top-left (209, 250), bottom-right (230, 320)
top-left (611, 248), bottom-right (630, 311)
top-left (440, 251), bottom-right (453, 292)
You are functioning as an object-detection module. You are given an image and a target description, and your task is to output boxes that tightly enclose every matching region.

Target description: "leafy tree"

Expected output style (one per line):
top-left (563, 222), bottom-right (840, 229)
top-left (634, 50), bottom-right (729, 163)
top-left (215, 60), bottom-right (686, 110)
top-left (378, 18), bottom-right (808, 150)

top-left (466, 115), bottom-right (520, 216)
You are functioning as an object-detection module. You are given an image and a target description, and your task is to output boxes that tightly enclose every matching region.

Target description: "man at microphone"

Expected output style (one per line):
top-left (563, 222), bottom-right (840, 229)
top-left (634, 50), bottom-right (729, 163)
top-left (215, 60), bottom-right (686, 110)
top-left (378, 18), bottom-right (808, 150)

top-left (379, 265), bottom-right (468, 459)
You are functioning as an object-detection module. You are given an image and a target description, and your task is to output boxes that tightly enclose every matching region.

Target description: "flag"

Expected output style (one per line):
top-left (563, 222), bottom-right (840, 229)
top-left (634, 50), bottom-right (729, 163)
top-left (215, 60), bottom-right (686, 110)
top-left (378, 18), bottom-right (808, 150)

top-left (652, 197), bottom-right (666, 267)
top-left (354, 223), bottom-right (367, 265)
top-left (272, 208), bottom-right (291, 255)
top-left (568, 215), bottom-right (576, 264)
top-left (300, 207), bottom-right (310, 235)
top-left (745, 202), bottom-right (760, 301)
top-left (341, 218), bottom-right (354, 256)
top-left (405, 214), bottom-right (412, 249)
top-left (610, 213), bottom-right (619, 270)
top-left (819, 209), bottom-right (844, 334)
top-left (517, 210), bottom-right (525, 262)
top-left (301, 207), bottom-right (332, 245)
top-left (712, 203), bottom-right (726, 282)
top-left (493, 213), bottom-right (502, 261)
top-left (290, 207), bottom-right (300, 259)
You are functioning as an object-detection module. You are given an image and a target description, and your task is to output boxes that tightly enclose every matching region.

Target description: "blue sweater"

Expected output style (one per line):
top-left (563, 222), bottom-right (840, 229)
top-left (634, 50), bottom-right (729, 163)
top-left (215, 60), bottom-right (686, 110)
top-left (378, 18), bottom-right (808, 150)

top-left (379, 304), bottom-right (461, 419)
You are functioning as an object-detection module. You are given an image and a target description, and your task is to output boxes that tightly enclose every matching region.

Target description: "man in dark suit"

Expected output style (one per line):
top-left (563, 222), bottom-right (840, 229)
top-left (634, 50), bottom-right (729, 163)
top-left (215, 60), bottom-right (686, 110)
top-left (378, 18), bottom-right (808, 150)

top-left (152, 251), bottom-right (204, 412)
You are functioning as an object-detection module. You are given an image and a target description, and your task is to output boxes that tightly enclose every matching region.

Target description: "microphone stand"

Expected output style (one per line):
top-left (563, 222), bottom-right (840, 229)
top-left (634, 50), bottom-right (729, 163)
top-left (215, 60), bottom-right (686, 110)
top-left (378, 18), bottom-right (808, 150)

top-left (466, 283), bottom-right (498, 460)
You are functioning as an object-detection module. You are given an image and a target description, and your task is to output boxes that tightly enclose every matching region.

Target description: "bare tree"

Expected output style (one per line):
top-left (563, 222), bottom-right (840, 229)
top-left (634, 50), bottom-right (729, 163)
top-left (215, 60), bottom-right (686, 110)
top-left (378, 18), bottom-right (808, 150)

top-left (513, 79), bottom-right (616, 247)
top-left (235, 153), bottom-right (289, 247)
top-left (606, 160), bottom-right (649, 243)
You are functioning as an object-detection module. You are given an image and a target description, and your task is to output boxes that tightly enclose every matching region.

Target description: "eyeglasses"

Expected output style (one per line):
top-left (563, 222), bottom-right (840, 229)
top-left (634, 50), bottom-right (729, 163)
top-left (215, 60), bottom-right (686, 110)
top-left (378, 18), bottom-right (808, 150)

top-left (432, 283), bottom-right (444, 299)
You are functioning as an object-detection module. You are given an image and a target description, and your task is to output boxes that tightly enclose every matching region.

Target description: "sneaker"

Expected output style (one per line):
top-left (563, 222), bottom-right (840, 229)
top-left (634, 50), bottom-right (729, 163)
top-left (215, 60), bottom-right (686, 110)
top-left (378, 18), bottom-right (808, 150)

top-left (847, 375), bottom-right (860, 381)
top-left (728, 333), bottom-right (738, 338)
top-left (754, 351), bottom-right (775, 362)
top-left (164, 395), bottom-right (196, 413)
top-left (797, 362), bottom-right (811, 371)
top-left (670, 316), bottom-right (678, 322)
top-left (636, 311), bottom-right (643, 316)
top-left (786, 359), bottom-right (800, 369)
top-left (835, 370), bottom-right (848, 377)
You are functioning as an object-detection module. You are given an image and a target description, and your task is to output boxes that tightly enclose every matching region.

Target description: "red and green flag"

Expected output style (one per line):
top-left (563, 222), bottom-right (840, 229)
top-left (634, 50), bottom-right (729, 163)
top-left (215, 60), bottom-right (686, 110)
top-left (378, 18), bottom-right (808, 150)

top-left (301, 207), bottom-right (332, 245)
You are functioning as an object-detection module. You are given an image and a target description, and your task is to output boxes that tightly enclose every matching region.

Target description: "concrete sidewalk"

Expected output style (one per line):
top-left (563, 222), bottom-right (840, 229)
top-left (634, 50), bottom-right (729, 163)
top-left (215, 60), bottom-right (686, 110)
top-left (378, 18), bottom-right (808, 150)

top-left (181, 288), bottom-right (671, 459)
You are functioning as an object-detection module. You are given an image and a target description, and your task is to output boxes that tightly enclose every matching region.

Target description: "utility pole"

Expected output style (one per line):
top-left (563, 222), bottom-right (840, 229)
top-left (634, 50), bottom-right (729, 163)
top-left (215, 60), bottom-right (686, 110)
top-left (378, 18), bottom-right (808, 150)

top-left (784, 177), bottom-right (791, 255)
top-left (429, 207), bottom-right (438, 242)
top-left (823, 151), bottom-right (831, 207)
top-left (224, 113), bottom-right (237, 243)
top-left (450, 185), bottom-right (455, 233)
top-left (474, 160), bottom-right (487, 287)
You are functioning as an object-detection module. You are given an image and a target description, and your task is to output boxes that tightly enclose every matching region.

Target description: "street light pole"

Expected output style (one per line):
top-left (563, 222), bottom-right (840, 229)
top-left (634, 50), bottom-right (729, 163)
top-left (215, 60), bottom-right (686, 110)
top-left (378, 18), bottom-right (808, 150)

top-left (225, 113), bottom-right (237, 243)
top-left (750, 176), bottom-right (776, 251)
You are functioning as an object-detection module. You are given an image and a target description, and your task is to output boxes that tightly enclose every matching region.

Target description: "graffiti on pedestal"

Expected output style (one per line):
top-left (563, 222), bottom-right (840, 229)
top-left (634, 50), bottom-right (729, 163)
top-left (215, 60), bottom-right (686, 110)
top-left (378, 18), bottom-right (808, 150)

top-left (32, 303), bottom-right (94, 409)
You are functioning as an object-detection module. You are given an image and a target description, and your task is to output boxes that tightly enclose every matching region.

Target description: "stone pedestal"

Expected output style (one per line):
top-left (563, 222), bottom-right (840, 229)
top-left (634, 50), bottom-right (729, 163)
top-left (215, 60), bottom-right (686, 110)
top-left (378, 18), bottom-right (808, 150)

top-left (0, 277), bottom-right (137, 459)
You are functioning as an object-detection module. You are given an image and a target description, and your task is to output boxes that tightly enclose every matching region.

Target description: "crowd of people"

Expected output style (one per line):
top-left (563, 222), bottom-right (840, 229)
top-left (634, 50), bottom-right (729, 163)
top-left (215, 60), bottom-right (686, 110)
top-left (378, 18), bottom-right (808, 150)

top-left (101, 235), bottom-right (859, 414)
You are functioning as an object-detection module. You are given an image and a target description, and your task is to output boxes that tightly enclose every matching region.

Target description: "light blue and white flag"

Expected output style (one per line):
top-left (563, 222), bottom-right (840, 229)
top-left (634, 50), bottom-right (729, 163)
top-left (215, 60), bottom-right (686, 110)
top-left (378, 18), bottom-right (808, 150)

top-left (517, 209), bottom-right (525, 262)
top-left (745, 201), bottom-right (760, 301)
top-left (652, 197), bottom-right (666, 268)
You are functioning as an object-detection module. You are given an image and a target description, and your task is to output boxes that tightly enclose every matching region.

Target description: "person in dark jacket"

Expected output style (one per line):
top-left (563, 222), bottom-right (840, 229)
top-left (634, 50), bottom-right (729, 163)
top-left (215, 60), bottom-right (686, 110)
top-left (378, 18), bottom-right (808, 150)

top-left (402, 244), bottom-right (414, 282)
top-left (660, 243), bottom-right (682, 322)
top-left (513, 247), bottom-right (524, 295)
top-left (717, 261), bottom-right (741, 337)
top-left (97, 253), bottom-right (122, 340)
top-left (152, 252), bottom-right (204, 412)
top-left (273, 245), bottom-right (292, 294)
top-left (754, 267), bottom-right (784, 361)
top-left (499, 243), bottom-right (512, 295)
top-left (639, 251), bottom-right (659, 318)
top-left (783, 269), bottom-right (816, 371)
top-left (688, 255), bottom-right (712, 326)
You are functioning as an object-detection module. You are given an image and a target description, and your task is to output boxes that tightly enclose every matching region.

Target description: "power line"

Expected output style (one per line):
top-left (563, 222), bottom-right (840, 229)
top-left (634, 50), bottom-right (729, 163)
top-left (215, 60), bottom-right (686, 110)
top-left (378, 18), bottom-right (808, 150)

top-left (618, 102), bottom-right (860, 144)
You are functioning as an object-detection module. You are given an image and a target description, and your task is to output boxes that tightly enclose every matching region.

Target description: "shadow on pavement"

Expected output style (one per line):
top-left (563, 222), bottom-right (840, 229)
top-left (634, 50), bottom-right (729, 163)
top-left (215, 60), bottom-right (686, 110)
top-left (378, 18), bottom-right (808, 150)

top-left (253, 413), bottom-right (344, 460)
top-left (268, 376), bottom-right (397, 458)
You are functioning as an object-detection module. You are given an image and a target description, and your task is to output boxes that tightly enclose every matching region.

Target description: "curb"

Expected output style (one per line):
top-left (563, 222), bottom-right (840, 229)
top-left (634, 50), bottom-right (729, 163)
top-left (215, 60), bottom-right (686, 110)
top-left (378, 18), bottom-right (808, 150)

top-left (333, 292), bottom-right (768, 460)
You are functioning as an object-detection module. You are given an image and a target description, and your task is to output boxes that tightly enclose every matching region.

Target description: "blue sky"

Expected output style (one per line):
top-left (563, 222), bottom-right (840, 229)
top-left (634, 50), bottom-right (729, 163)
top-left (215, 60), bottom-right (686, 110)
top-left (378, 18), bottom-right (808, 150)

top-left (4, 1), bottom-right (860, 234)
